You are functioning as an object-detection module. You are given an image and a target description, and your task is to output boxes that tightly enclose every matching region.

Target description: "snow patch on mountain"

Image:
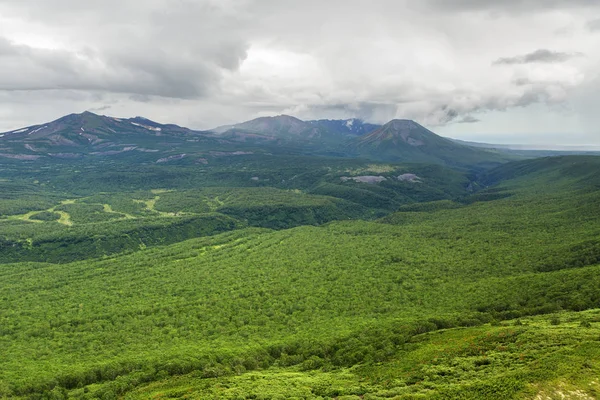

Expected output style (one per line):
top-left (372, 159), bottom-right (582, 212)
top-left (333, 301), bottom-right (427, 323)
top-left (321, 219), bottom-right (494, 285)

top-left (28, 126), bottom-right (47, 135)
top-left (131, 122), bottom-right (162, 131)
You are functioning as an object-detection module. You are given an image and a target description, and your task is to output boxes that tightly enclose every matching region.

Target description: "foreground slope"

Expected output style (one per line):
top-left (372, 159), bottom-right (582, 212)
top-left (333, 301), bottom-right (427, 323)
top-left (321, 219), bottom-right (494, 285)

top-left (1, 156), bottom-right (600, 398)
top-left (128, 310), bottom-right (600, 399)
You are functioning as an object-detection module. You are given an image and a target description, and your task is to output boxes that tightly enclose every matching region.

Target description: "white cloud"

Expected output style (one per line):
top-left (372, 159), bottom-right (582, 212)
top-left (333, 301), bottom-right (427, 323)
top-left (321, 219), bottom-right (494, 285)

top-left (0, 0), bottom-right (600, 144)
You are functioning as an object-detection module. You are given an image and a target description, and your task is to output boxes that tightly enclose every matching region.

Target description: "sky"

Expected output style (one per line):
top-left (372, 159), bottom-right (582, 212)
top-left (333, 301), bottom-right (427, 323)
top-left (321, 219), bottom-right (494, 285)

top-left (1, 0), bottom-right (600, 145)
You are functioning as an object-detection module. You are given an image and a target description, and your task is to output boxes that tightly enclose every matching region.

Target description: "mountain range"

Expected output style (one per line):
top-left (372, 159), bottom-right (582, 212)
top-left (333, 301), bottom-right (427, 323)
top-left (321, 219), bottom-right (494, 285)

top-left (0, 112), bottom-right (513, 168)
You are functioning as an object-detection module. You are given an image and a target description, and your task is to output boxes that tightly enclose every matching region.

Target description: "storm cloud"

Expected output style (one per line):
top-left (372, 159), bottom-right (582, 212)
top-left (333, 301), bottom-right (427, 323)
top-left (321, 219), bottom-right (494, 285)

top-left (0, 0), bottom-right (599, 144)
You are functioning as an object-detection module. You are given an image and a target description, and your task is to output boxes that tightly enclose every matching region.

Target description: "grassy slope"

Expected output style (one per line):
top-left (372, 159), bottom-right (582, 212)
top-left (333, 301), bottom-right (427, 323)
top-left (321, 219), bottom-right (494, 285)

top-left (1, 156), bottom-right (600, 398)
top-left (127, 310), bottom-right (600, 400)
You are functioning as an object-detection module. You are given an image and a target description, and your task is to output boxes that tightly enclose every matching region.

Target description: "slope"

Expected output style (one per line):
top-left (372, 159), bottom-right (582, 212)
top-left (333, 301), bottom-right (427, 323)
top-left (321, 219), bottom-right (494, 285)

top-left (1, 156), bottom-right (600, 398)
top-left (128, 310), bottom-right (600, 400)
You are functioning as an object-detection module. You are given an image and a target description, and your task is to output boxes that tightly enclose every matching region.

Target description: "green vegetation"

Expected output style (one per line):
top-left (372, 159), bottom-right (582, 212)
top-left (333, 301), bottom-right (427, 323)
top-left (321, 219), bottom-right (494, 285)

top-left (29, 211), bottom-right (62, 222)
top-left (0, 213), bottom-right (241, 263)
top-left (0, 155), bottom-right (600, 399)
top-left (126, 310), bottom-right (600, 399)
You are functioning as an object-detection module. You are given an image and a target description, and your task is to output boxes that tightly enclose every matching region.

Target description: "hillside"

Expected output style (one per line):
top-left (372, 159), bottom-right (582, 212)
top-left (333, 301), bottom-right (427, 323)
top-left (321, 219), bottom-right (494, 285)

top-left (1, 155), bottom-right (600, 398)
top-left (349, 119), bottom-right (513, 168)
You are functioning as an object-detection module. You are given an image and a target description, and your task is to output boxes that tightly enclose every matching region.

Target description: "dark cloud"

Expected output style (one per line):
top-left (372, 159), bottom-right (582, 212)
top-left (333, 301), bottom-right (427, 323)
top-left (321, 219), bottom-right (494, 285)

top-left (493, 49), bottom-right (582, 65)
top-left (457, 115), bottom-right (481, 123)
top-left (0, 1), bottom-right (250, 98)
top-left (0, 35), bottom-right (246, 98)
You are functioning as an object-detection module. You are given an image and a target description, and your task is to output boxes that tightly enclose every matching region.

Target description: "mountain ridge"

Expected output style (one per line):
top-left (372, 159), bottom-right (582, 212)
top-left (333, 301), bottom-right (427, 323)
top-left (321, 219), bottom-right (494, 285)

top-left (0, 111), bottom-right (213, 160)
top-left (1, 112), bottom-right (511, 167)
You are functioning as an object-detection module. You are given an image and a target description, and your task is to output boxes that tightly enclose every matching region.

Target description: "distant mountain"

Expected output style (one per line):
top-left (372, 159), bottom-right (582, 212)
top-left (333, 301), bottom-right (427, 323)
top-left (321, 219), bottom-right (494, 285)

top-left (1, 112), bottom-right (514, 169)
top-left (307, 118), bottom-right (381, 136)
top-left (348, 119), bottom-right (513, 167)
top-left (210, 115), bottom-right (348, 144)
top-left (0, 111), bottom-right (214, 160)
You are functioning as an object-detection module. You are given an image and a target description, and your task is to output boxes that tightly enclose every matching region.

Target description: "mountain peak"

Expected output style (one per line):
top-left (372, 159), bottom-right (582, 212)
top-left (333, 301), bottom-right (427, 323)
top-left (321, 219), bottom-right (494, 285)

top-left (244, 114), bottom-right (305, 126)
top-left (268, 114), bottom-right (301, 121)
top-left (212, 114), bottom-right (319, 140)
top-left (384, 119), bottom-right (421, 128)
top-left (357, 119), bottom-right (435, 148)
top-left (349, 118), bottom-right (507, 166)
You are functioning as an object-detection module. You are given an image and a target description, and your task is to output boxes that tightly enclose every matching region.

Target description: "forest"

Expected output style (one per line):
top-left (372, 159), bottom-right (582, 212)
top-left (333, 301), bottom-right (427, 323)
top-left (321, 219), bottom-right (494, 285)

top-left (0, 154), bottom-right (599, 399)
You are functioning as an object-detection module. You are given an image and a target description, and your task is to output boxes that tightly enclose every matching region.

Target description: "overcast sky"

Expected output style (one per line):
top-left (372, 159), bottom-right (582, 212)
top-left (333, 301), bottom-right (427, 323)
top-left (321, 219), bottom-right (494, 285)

top-left (1, 0), bottom-right (600, 145)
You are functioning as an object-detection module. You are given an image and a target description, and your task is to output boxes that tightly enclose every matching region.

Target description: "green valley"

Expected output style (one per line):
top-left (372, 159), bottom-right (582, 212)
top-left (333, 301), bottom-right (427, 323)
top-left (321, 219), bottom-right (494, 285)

top-left (1, 140), bottom-right (600, 398)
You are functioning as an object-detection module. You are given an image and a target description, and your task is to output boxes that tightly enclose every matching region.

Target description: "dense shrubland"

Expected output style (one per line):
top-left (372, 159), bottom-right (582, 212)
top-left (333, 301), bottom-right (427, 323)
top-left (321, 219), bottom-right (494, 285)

top-left (1, 155), bottom-right (600, 398)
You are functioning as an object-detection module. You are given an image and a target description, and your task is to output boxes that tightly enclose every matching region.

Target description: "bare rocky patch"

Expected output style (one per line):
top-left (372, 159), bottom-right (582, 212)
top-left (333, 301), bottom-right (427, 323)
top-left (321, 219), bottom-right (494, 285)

top-left (397, 173), bottom-right (422, 182)
top-left (341, 175), bottom-right (387, 184)
top-left (156, 154), bottom-right (186, 163)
